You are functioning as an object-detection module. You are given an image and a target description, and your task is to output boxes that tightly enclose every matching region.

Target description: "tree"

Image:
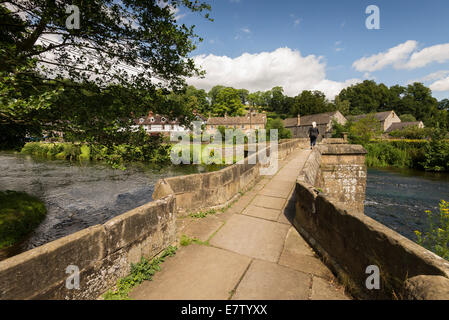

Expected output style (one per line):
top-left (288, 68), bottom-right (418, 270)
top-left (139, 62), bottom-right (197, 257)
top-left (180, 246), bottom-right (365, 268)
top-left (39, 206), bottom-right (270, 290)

top-left (399, 114), bottom-right (417, 122)
top-left (265, 118), bottom-right (291, 139)
top-left (333, 96), bottom-right (350, 116)
top-left (402, 83), bottom-right (439, 127)
top-left (237, 89), bottom-right (249, 106)
top-left (208, 85), bottom-right (226, 106)
top-left (338, 80), bottom-right (389, 115)
top-left (1, 1), bottom-right (211, 148)
top-left (291, 90), bottom-right (333, 116)
top-left (438, 99), bottom-right (449, 111)
top-left (212, 87), bottom-right (245, 117)
top-left (348, 114), bottom-right (382, 145)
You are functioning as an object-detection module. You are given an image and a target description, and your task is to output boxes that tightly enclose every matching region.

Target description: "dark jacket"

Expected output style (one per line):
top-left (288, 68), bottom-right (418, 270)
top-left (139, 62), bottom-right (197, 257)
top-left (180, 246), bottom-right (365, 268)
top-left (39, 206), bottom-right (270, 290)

top-left (308, 127), bottom-right (319, 138)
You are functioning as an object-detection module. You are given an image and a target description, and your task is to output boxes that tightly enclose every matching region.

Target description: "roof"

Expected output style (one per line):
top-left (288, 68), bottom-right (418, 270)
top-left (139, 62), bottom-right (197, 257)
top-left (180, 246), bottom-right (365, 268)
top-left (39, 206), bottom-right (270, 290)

top-left (385, 121), bottom-right (423, 133)
top-left (283, 117), bottom-right (299, 128)
top-left (206, 113), bottom-right (267, 126)
top-left (135, 112), bottom-right (180, 126)
top-left (351, 111), bottom-right (395, 122)
top-left (283, 111), bottom-right (341, 127)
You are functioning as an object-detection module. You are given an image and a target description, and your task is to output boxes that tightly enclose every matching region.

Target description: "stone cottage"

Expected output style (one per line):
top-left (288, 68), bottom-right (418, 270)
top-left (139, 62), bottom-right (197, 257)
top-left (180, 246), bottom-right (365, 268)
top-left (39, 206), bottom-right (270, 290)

top-left (205, 112), bottom-right (267, 133)
top-left (283, 111), bottom-right (347, 138)
top-left (350, 110), bottom-right (401, 132)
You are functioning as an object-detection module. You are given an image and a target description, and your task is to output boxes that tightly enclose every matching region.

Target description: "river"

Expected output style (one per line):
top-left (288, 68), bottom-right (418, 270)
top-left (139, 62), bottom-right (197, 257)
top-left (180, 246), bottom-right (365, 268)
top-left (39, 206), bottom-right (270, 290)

top-left (365, 167), bottom-right (449, 241)
top-left (0, 151), bottom-right (223, 260)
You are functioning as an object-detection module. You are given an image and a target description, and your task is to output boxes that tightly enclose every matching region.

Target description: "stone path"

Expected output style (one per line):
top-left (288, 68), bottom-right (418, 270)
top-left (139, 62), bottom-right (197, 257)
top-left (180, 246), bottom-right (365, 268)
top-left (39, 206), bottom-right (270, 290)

top-left (129, 148), bottom-right (350, 300)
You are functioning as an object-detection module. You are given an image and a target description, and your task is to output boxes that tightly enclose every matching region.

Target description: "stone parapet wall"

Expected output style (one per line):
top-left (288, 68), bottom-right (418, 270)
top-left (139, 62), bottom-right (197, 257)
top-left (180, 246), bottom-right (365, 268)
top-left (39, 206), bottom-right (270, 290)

top-left (153, 139), bottom-right (306, 216)
top-left (0, 196), bottom-right (176, 300)
top-left (294, 143), bottom-right (449, 299)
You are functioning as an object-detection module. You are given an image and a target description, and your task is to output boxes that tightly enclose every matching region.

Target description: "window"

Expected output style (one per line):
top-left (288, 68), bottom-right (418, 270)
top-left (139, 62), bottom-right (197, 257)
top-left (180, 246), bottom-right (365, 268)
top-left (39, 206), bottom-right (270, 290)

top-left (139, 118), bottom-right (144, 124)
top-left (210, 125), bottom-right (214, 129)
top-left (161, 117), bottom-right (166, 122)
top-left (150, 117), bottom-right (155, 123)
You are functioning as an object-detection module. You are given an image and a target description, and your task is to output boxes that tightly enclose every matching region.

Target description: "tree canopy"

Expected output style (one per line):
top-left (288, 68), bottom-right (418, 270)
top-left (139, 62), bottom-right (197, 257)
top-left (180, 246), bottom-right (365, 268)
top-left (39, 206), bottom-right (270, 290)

top-left (0, 1), bottom-right (212, 148)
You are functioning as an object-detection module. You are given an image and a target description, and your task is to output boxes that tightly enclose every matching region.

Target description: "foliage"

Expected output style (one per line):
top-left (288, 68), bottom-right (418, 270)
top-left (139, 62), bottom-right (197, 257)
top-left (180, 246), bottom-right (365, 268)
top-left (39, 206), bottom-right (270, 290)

top-left (415, 200), bottom-right (449, 261)
top-left (421, 129), bottom-right (449, 171)
top-left (399, 114), bottom-right (417, 122)
top-left (363, 138), bottom-right (449, 172)
top-left (265, 118), bottom-right (292, 139)
top-left (21, 137), bottom-right (172, 169)
top-left (190, 209), bottom-right (216, 219)
top-left (0, 190), bottom-right (47, 249)
top-left (212, 87), bottom-right (246, 116)
top-left (290, 90), bottom-right (335, 117)
top-left (364, 142), bottom-right (413, 169)
top-left (338, 81), bottom-right (443, 128)
top-left (347, 114), bottom-right (382, 145)
top-left (103, 245), bottom-right (177, 300)
top-left (1, 1), bottom-right (210, 149)
top-left (388, 126), bottom-right (433, 140)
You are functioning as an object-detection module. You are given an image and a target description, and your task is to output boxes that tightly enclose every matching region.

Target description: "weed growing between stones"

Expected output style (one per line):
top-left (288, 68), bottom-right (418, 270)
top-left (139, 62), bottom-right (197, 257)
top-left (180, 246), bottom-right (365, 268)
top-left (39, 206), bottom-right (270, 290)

top-left (180, 234), bottom-right (208, 246)
top-left (102, 245), bottom-right (177, 300)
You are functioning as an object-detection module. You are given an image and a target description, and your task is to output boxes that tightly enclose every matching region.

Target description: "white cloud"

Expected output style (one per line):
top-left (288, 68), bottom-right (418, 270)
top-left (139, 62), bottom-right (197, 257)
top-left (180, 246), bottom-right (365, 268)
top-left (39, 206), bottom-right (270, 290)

top-left (430, 77), bottom-right (449, 92)
top-left (404, 43), bottom-right (449, 69)
top-left (353, 40), bottom-right (449, 72)
top-left (241, 27), bottom-right (251, 34)
top-left (294, 19), bottom-right (301, 26)
top-left (352, 40), bottom-right (418, 72)
top-left (188, 47), bottom-right (360, 99)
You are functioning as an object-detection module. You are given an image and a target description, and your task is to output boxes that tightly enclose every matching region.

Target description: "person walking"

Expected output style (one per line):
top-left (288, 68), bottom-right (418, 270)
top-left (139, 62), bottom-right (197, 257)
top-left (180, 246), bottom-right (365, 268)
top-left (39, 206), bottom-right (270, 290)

top-left (308, 122), bottom-right (319, 149)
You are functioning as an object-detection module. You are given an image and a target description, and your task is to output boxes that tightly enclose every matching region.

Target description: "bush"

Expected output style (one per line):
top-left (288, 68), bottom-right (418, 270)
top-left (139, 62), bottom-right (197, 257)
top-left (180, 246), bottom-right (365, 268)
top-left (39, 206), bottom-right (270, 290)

top-left (415, 200), bottom-right (449, 261)
top-left (0, 191), bottom-right (47, 249)
top-left (389, 126), bottom-right (434, 139)
top-left (266, 118), bottom-right (292, 140)
top-left (365, 142), bottom-right (411, 168)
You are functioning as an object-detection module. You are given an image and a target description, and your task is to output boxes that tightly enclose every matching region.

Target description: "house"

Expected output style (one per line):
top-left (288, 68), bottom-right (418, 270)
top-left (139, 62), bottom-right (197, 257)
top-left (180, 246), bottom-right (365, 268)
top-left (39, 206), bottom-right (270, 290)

top-left (350, 110), bottom-right (401, 132)
top-left (283, 111), bottom-right (347, 138)
top-left (205, 112), bottom-right (267, 133)
top-left (131, 111), bottom-right (205, 135)
top-left (385, 121), bottom-right (425, 133)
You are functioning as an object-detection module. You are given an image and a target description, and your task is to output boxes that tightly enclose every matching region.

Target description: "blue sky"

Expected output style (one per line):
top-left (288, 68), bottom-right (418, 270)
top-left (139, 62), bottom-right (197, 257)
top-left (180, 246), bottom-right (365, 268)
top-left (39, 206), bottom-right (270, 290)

top-left (178, 0), bottom-right (449, 100)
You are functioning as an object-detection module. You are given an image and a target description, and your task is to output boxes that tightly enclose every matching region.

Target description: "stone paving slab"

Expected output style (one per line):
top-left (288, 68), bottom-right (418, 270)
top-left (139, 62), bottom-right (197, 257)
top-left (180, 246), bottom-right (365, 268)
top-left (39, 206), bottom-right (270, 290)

top-left (210, 214), bottom-right (289, 262)
top-left (232, 259), bottom-right (311, 300)
top-left (243, 204), bottom-right (280, 221)
top-left (252, 195), bottom-right (286, 210)
top-left (310, 276), bottom-right (349, 300)
top-left (278, 227), bottom-right (334, 279)
top-left (230, 194), bottom-right (255, 213)
top-left (180, 216), bottom-right (224, 242)
top-left (129, 244), bottom-right (251, 300)
top-left (258, 181), bottom-right (294, 199)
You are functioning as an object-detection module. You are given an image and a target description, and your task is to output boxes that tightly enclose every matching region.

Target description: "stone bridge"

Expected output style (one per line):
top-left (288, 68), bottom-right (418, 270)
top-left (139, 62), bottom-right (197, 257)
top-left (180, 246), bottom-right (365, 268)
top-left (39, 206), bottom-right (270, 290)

top-left (1, 139), bottom-right (449, 300)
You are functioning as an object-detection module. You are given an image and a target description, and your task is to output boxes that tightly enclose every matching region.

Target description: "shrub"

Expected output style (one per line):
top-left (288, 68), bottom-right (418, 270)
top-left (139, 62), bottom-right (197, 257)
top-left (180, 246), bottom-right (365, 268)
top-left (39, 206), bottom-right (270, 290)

top-left (415, 200), bottom-right (449, 261)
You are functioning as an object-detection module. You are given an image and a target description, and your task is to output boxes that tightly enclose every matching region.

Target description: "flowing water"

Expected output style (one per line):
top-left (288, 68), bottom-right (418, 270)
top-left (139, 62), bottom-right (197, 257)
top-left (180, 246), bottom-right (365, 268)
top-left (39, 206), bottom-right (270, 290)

top-left (365, 167), bottom-right (449, 241)
top-left (0, 151), bottom-right (223, 260)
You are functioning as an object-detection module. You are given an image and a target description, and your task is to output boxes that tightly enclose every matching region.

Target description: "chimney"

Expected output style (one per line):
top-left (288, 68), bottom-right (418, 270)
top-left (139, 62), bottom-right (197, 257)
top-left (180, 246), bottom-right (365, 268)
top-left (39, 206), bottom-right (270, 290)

top-left (297, 114), bottom-right (301, 126)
